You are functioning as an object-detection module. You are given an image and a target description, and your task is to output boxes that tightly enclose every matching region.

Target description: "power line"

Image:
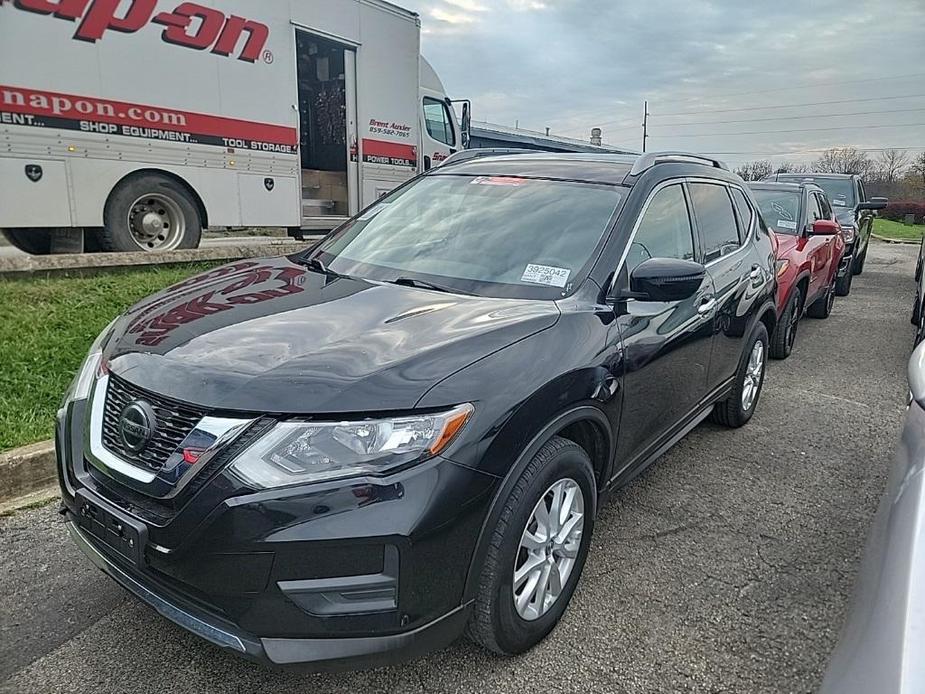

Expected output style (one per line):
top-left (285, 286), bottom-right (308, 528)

top-left (546, 72), bottom-right (925, 127)
top-left (646, 106), bottom-right (925, 128)
top-left (653, 93), bottom-right (925, 118)
top-left (653, 121), bottom-right (925, 138)
top-left (700, 146), bottom-right (925, 156)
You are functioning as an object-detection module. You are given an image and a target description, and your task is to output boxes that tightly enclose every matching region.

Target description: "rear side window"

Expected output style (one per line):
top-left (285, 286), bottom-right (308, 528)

top-left (625, 184), bottom-right (695, 274)
top-left (730, 188), bottom-right (754, 241)
top-left (423, 97), bottom-right (455, 146)
top-left (689, 183), bottom-right (740, 263)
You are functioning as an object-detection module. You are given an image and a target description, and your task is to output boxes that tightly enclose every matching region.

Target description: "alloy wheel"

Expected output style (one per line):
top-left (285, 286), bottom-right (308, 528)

top-left (741, 340), bottom-right (765, 412)
top-left (513, 478), bottom-right (585, 621)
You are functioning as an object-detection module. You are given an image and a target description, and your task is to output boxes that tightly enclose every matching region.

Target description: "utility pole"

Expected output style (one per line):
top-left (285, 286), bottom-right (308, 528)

top-left (642, 100), bottom-right (649, 153)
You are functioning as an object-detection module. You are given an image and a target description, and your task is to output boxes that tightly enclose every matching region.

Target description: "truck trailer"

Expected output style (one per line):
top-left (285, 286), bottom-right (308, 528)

top-left (0, 0), bottom-right (468, 253)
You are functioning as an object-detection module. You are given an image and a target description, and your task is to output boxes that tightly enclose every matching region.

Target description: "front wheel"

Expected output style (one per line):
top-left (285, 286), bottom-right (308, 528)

top-left (770, 287), bottom-right (801, 360)
top-left (710, 322), bottom-right (768, 428)
top-left (835, 265), bottom-right (853, 297)
top-left (467, 436), bottom-right (596, 655)
top-left (806, 282), bottom-right (835, 319)
top-left (101, 174), bottom-right (202, 252)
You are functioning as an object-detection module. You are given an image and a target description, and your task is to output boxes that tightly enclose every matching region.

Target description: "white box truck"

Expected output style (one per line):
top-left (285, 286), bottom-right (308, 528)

top-left (0, 0), bottom-right (469, 253)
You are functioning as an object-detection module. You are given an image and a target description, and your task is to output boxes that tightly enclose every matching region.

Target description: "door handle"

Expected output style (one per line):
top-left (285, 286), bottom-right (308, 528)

top-left (749, 266), bottom-right (763, 281)
top-left (697, 297), bottom-right (717, 315)
top-left (423, 155), bottom-right (432, 171)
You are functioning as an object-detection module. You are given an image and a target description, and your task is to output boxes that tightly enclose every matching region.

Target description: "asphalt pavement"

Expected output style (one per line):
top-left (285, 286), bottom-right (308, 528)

top-left (0, 241), bottom-right (916, 694)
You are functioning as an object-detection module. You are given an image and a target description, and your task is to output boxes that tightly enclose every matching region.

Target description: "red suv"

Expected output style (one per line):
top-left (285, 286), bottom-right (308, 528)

top-left (749, 182), bottom-right (847, 359)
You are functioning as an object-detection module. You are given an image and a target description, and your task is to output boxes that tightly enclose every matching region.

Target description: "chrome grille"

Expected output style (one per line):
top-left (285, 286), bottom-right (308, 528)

top-left (101, 374), bottom-right (208, 471)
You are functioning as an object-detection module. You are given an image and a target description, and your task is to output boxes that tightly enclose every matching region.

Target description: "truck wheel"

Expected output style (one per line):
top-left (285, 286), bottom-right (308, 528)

top-left (835, 266), bottom-right (853, 297)
top-left (710, 322), bottom-right (768, 428)
top-left (467, 436), bottom-right (596, 656)
top-left (770, 287), bottom-right (801, 360)
top-left (853, 244), bottom-right (867, 276)
top-left (101, 174), bottom-right (202, 252)
top-left (2, 228), bottom-right (52, 255)
top-left (806, 282), bottom-right (835, 319)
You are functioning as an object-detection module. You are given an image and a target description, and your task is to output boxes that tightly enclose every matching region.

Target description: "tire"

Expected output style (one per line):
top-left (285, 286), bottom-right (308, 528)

top-left (101, 174), bottom-right (202, 252)
top-left (835, 264), bottom-right (853, 297)
top-left (806, 282), bottom-right (835, 319)
top-left (467, 436), bottom-right (596, 656)
top-left (2, 228), bottom-right (52, 254)
top-left (770, 287), bottom-right (801, 360)
top-left (853, 243), bottom-right (867, 276)
top-left (710, 322), bottom-right (768, 428)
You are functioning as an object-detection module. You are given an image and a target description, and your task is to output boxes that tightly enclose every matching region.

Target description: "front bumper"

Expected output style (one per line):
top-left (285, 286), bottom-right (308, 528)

top-left (837, 251), bottom-right (854, 278)
top-left (66, 518), bottom-right (471, 670)
top-left (56, 397), bottom-right (498, 670)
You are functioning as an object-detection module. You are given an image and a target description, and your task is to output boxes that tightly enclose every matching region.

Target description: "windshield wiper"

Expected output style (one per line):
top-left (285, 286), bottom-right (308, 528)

top-left (300, 255), bottom-right (345, 279)
top-left (389, 277), bottom-right (472, 296)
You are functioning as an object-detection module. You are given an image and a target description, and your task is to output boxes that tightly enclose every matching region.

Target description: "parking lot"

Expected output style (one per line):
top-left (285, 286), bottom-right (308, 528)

top-left (0, 240), bottom-right (915, 694)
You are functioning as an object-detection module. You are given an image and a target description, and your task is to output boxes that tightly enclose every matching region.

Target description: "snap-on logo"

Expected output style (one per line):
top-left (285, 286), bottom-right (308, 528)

top-left (8, 0), bottom-right (271, 63)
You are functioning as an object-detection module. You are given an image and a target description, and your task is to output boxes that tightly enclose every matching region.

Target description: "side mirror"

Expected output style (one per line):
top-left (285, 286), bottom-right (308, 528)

top-left (858, 197), bottom-right (888, 211)
top-left (615, 257), bottom-right (706, 302)
top-left (810, 219), bottom-right (840, 235)
top-left (452, 99), bottom-right (471, 149)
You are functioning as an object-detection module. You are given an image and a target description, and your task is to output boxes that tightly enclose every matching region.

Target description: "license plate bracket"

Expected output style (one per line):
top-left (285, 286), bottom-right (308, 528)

top-left (74, 489), bottom-right (147, 567)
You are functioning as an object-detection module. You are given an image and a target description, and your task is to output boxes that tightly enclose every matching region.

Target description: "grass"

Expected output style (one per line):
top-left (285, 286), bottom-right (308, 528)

top-left (873, 218), bottom-right (924, 242)
top-left (0, 263), bottom-right (221, 452)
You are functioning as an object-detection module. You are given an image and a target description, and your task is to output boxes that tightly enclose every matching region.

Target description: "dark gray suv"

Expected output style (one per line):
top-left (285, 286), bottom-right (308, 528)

top-left (764, 173), bottom-right (887, 275)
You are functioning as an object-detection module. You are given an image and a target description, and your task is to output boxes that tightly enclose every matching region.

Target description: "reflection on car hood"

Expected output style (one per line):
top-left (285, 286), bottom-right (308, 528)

top-left (771, 232), bottom-right (799, 259)
top-left (835, 210), bottom-right (856, 225)
top-left (103, 256), bottom-right (560, 413)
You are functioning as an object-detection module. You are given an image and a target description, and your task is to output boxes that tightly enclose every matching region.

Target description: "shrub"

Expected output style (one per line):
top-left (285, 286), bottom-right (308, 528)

top-left (882, 201), bottom-right (925, 225)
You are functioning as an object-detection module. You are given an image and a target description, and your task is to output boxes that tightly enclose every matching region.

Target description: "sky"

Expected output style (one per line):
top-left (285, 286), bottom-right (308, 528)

top-left (410, 0), bottom-right (925, 170)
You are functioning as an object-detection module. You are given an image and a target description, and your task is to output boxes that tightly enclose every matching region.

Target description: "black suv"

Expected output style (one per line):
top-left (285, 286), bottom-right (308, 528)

top-left (57, 151), bottom-right (777, 669)
top-left (764, 172), bottom-right (887, 275)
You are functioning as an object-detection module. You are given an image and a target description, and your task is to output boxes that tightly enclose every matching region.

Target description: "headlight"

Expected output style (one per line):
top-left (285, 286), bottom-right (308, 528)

top-left (229, 404), bottom-right (474, 488)
top-left (62, 319), bottom-right (116, 405)
top-left (841, 224), bottom-right (857, 243)
top-left (776, 259), bottom-right (790, 277)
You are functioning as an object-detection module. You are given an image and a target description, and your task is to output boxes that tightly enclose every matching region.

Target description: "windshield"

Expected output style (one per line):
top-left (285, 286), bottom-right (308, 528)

top-left (751, 189), bottom-right (802, 235)
top-left (778, 176), bottom-right (856, 209)
top-left (311, 174), bottom-right (624, 299)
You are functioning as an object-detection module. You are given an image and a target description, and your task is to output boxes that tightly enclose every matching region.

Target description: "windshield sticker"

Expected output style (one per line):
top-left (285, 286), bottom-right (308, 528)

top-left (832, 197), bottom-right (847, 206)
top-left (522, 264), bottom-right (571, 287)
top-left (771, 202), bottom-right (794, 220)
top-left (777, 220), bottom-right (798, 230)
top-left (470, 176), bottom-right (529, 186)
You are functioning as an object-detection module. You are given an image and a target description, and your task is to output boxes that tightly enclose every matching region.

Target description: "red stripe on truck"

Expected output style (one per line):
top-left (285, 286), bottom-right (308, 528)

top-left (0, 84), bottom-right (297, 147)
top-left (361, 138), bottom-right (417, 167)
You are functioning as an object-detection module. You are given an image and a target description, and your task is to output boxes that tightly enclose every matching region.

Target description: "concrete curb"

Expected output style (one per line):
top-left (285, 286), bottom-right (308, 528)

top-left (0, 238), bottom-right (322, 278)
top-left (0, 440), bottom-right (57, 504)
top-left (871, 233), bottom-right (921, 246)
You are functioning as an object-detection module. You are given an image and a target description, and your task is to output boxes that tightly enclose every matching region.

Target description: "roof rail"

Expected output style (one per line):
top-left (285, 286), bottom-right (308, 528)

top-left (627, 151), bottom-right (728, 178)
top-left (439, 148), bottom-right (538, 168)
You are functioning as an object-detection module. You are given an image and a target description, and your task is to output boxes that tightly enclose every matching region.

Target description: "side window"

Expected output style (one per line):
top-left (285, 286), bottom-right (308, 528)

top-left (423, 97), bottom-right (455, 147)
top-left (689, 183), bottom-right (740, 264)
top-left (624, 185), bottom-right (695, 274)
top-left (807, 193), bottom-right (824, 222)
top-left (730, 188), bottom-right (754, 242)
top-left (816, 193), bottom-right (833, 220)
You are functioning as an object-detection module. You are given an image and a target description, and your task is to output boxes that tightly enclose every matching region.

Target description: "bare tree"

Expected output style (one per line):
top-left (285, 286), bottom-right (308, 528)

top-left (774, 161), bottom-right (808, 174)
top-left (734, 159), bottom-right (773, 181)
top-left (913, 151), bottom-right (925, 188)
top-left (874, 148), bottom-right (910, 183)
top-left (812, 147), bottom-right (873, 176)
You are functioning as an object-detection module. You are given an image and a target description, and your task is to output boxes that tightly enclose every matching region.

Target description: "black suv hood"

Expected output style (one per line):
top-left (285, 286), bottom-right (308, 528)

top-left (103, 257), bottom-right (559, 413)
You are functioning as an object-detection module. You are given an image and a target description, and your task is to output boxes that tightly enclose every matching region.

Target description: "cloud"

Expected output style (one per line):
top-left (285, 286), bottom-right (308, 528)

top-left (410, 0), bottom-right (925, 166)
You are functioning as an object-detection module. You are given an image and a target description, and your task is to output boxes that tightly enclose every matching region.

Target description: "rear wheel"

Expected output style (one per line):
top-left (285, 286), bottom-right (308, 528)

top-left (2, 228), bottom-right (52, 255)
top-left (101, 174), bottom-right (202, 252)
top-left (467, 436), bottom-right (596, 655)
top-left (770, 287), bottom-right (801, 360)
top-left (710, 322), bottom-right (768, 428)
top-left (806, 282), bottom-right (835, 319)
